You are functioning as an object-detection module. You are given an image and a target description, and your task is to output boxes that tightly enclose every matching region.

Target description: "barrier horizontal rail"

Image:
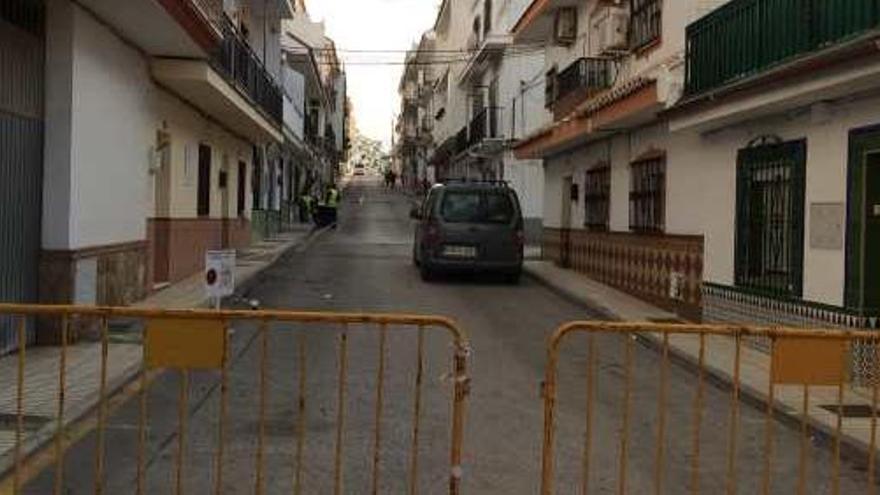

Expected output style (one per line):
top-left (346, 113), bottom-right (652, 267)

top-left (541, 321), bottom-right (880, 495)
top-left (0, 304), bottom-right (469, 495)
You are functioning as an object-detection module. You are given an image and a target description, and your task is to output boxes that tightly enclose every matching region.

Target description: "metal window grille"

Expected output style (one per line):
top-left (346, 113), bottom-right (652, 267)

top-left (629, 157), bottom-right (665, 232)
top-left (630, 0), bottom-right (662, 50)
top-left (735, 140), bottom-right (806, 296)
top-left (584, 165), bottom-right (611, 231)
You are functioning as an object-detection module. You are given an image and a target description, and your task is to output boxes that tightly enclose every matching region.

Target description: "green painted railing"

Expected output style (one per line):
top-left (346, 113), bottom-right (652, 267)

top-left (685, 0), bottom-right (880, 95)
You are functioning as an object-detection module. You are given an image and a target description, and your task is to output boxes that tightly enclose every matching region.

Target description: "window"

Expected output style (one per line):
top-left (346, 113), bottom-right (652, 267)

top-left (440, 191), bottom-right (515, 224)
top-left (483, 0), bottom-right (492, 35)
top-left (629, 156), bottom-right (665, 232)
top-left (630, 0), bottom-right (661, 50)
top-left (545, 67), bottom-right (558, 107)
top-left (197, 144), bottom-right (211, 217)
top-left (735, 140), bottom-right (806, 296)
top-left (252, 147), bottom-right (262, 210)
top-left (584, 165), bottom-right (611, 230)
top-left (237, 161), bottom-right (246, 216)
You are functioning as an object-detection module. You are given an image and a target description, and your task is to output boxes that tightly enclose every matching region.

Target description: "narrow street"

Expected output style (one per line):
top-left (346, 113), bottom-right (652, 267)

top-left (20, 177), bottom-right (871, 494)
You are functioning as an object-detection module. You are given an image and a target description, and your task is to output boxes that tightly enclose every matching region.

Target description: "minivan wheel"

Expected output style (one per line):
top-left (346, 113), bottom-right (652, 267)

top-left (420, 263), bottom-right (436, 282)
top-left (503, 270), bottom-right (522, 285)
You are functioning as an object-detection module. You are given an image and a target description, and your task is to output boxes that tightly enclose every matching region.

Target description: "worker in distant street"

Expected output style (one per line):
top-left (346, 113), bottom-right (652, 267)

top-left (322, 182), bottom-right (341, 227)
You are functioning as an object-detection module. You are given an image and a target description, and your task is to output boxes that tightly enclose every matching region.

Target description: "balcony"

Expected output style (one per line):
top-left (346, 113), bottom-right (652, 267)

top-left (459, 33), bottom-right (512, 84)
top-left (212, 17), bottom-right (283, 125)
top-left (153, 15), bottom-right (283, 143)
top-left (549, 57), bottom-right (615, 117)
top-left (77, 0), bottom-right (222, 57)
top-left (468, 107), bottom-right (504, 147)
top-left (685, 0), bottom-right (880, 96)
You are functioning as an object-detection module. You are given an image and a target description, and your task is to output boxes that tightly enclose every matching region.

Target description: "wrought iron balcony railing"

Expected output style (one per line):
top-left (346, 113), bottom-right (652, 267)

top-left (552, 57), bottom-right (615, 106)
top-left (211, 15), bottom-right (283, 126)
top-left (685, 0), bottom-right (880, 96)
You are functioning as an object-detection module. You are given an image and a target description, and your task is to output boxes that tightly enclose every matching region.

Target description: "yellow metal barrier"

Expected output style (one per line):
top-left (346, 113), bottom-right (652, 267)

top-left (0, 304), bottom-right (469, 495)
top-left (540, 322), bottom-right (880, 495)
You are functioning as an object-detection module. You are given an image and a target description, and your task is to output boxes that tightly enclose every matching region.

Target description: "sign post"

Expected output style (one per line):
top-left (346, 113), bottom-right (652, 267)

top-left (206, 250), bottom-right (236, 310)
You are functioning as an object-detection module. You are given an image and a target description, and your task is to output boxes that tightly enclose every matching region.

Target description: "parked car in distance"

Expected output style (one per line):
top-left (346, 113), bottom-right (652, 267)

top-left (411, 179), bottom-right (524, 283)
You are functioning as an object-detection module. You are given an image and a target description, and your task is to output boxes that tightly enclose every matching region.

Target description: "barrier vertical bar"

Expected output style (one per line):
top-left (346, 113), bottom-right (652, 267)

top-left (725, 332), bottom-right (742, 495)
top-left (214, 320), bottom-right (231, 495)
top-left (449, 340), bottom-right (468, 495)
top-left (762, 337), bottom-right (776, 495)
top-left (581, 334), bottom-right (597, 495)
top-left (618, 335), bottom-right (634, 495)
top-left (94, 317), bottom-right (110, 495)
top-left (797, 385), bottom-right (809, 495)
top-left (333, 329), bottom-right (349, 495)
top-left (13, 317), bottom-right (27, 494)
top-left (293, 332), bottom-right (307, 495)
top-left (654, 333), bottom-right (670, 495)
top-left (176, 369), bottom-right (189, 495)
top-left (690, 333), bottom-right (706, 495)
top-left (253, 321), bottom-right (270, 495)
top-left (53, 315), bottom-right (69, 495)
top-left (408, 325), bottom-right (426, 495)
top-left (371, 324), bottom-right (388, 495)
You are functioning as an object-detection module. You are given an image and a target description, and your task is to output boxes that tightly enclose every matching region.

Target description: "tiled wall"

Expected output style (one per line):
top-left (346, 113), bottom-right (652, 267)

top-left (543, 227), bottom-right (704, 319)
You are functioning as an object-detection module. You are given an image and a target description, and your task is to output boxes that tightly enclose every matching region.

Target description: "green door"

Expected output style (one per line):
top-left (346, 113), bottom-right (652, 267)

top-left (865, 152), bottom-right (880, 312)
top-left (847, 130), bottom-right (880, 315)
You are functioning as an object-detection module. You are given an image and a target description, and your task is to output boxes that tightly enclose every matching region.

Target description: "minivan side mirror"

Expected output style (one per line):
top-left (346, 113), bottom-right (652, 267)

top-left (409, 206), bottom-right (422, 220)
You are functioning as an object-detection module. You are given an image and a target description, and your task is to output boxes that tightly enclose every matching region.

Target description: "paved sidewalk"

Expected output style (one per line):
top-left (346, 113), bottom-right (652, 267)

top-left (525, 260), bottom-right (880, 456)
top-left (0, 224), bottom-right (320, 478)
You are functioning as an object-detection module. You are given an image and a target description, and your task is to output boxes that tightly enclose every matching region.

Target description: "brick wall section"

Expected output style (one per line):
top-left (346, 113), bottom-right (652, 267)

top-left (543, 227), bottom-right (705, 320)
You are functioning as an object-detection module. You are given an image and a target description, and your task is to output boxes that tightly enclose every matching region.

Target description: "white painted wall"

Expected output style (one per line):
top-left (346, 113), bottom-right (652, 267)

top-left (43, 1), bottom-right (255, 251)
top-left (670, 93), bottom-right (880, 307)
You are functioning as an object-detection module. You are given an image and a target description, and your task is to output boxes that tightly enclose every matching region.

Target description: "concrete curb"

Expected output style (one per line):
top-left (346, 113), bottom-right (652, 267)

top-left (0, 226), bottom-right (327, 484)
top-left (523, 263), bottom-right (879, 462)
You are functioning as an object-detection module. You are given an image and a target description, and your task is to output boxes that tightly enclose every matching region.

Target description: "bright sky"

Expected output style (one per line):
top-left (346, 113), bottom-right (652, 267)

top-left (305, 0), bottom-right (441, 151)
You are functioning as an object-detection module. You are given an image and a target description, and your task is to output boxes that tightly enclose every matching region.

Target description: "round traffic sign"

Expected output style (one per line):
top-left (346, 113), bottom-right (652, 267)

top-left (206, 268), bottom-right (218, 286)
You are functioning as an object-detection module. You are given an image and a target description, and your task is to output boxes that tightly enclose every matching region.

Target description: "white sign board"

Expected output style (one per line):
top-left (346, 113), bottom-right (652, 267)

top-left (809, 203), bottom-right (844, 251)
top-left (205, 250), bottom-right (236, 299)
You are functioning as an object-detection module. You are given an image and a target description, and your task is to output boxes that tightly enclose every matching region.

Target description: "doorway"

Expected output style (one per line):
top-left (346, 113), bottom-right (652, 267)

top-left (198, 144), bottom-right (212, 217)
top-left (846, 129), bottom-right (880, 314)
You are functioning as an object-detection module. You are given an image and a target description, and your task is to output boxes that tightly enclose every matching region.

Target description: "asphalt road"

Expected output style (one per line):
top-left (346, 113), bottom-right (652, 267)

top-left (23, 177), bottom-right (875, 494)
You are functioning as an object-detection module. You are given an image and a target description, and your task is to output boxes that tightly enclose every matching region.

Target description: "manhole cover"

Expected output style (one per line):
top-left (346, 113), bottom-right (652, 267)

top-left (819, 404), bottom-right (878, 418)
top-left (0, 413), bottom-right (51, 431)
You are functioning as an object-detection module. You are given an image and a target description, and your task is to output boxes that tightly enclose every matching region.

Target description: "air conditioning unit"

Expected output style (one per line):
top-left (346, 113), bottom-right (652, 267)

top-left (591, 5), bottom-right (629, 55)
top-left (553, 7), bottom-right (578, 46)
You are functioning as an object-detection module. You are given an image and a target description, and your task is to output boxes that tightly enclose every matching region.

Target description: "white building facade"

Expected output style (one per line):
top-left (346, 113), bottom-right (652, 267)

top-left (397, 0), bottom-right (551, 243)
top-left (1, 0), bottom-right (292, 348)
top-left (513, 0), bottom-right (880, 333)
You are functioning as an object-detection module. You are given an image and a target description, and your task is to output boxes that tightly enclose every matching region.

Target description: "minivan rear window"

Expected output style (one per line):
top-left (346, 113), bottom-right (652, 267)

top-left (440, 190), bottom-right (515, 224)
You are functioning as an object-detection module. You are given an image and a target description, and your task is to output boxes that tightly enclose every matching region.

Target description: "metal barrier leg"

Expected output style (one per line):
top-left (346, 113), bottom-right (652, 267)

top-left (690, 333), bottom-right (706, 495)
top-left (53, 316), bottom-right (69, 495)
top-left (581, 334), bottom-right (597, 495)
top-left (14, 317), bottom-right (27, 495)
top-left (371, 324), bottom-right (388, 495)
top-left (94, 317), bottom-right (110, 495)
top-left (408, 326), bottom-right (425, 495)
top-left (725, 333), bottom-right (742, 495)
top-left (333, 329), bottom-right (349, 495)
top-left (293, 332), bottom-right (307, 495)
top-left (617, 335), bottom-right (633, 495)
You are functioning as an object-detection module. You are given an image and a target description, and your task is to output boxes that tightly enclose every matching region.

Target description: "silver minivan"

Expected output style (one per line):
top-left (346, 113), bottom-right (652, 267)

top-left (411, 181), bottom-right (524, 283)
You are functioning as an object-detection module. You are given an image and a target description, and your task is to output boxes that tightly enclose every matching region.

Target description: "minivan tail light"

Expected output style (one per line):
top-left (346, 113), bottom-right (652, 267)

top-left (426, 223), bottom-right (440, 245)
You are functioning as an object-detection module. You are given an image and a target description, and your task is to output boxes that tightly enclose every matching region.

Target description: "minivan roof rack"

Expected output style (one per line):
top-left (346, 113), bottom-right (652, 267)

top-left (441, 178), bottom-right (509, 186)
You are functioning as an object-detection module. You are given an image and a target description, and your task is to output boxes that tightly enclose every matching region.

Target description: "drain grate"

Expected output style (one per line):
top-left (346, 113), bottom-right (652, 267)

top-left (0, 413), bottom-right (51, 431)
top-left (819, 404), bottom-right (879, 418)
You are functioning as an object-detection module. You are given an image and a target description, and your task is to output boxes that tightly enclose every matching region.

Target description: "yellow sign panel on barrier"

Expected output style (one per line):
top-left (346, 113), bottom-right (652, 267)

top-left (145, 318), bottom-right (226, 370)
top-left (770, 336), bottom-right (848, 385)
